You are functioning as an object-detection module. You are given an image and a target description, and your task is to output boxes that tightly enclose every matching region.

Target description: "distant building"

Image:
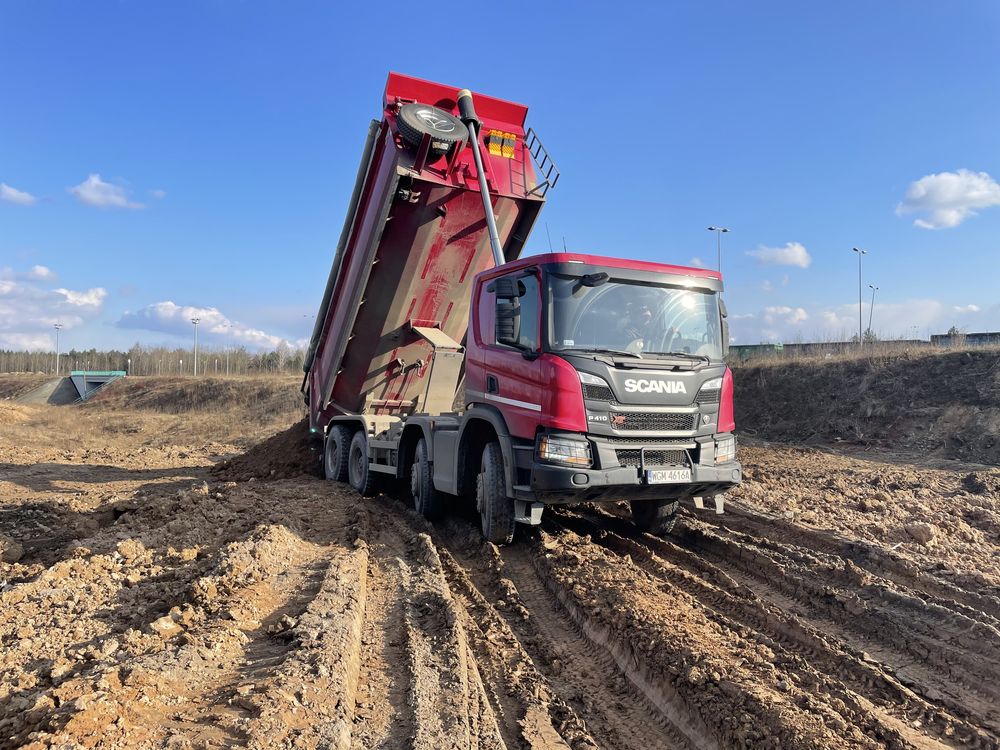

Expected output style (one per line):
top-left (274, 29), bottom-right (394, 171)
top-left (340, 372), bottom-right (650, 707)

top-left (930, 331), bottom-right (1000, 347)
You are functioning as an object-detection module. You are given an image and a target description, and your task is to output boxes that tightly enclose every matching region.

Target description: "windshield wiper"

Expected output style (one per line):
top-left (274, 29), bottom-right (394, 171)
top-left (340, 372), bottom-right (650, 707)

top-left (647, 351), bottom-right (710, 364)
top-left (562, 346), bottom-right (643, 359)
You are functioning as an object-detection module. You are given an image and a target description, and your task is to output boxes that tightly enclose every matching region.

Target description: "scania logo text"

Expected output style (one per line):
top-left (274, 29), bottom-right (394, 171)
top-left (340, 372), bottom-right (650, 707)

top-left (623, 378), bottom-right (687, 394)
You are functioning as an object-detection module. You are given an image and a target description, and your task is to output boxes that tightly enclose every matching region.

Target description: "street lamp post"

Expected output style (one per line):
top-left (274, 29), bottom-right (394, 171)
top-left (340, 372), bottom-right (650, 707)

top-left (867, 284), bottom-right (879, 339)
top-left (191, 318), bottom-right (200, 376)
top-left (225, 323), bottom-right (231, 376)
top-left (852, 247), bottom-right (868, 347)
top-left (707, 226), bottom-right (730, 275)
top-left (53, 323), bottom-right (63, 376)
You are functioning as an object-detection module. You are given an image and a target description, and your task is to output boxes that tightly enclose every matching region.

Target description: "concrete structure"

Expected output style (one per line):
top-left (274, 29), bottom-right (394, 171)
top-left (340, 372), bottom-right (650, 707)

top-left (69, 370), bottom-right (126, 401)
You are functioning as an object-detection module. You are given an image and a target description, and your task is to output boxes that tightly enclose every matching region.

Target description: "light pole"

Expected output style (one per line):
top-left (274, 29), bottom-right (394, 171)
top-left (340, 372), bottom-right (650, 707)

top-left (191, 318), bottom-right (200, 376)
top-left (852, 247), bottom-right (867, 347)
top-left (707, 226), bottom-right (730, 275)
top-left (225, 323), bottom-right (231, 376)
top-left (53, 323), bottom-right (63, 376)
top-left (867, 284), bottom-right (879, 339)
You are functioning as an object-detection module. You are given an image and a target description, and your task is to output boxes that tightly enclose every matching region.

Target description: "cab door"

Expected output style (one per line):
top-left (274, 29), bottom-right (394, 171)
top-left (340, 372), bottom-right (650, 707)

top-left (470, 270), bottom-right (545, 439)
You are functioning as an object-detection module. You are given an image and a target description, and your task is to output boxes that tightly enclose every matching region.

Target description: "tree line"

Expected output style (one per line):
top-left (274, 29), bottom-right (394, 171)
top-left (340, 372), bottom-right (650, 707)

top-left (0, 343), bottom-right (307, 376)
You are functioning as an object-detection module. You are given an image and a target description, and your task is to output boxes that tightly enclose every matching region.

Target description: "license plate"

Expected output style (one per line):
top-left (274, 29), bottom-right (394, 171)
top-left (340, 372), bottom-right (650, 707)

top-left (645, 468), bottom-right (692, 484)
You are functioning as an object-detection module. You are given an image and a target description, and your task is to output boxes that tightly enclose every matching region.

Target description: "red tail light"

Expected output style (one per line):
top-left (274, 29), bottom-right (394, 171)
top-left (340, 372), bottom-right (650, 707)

top-left (718, 367), bottom-right (735, 433)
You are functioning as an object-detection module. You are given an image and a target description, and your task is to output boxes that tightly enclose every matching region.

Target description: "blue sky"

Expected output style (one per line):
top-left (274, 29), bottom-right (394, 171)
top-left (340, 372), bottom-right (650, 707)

top-left (2, 1), bottom-right (999, 351)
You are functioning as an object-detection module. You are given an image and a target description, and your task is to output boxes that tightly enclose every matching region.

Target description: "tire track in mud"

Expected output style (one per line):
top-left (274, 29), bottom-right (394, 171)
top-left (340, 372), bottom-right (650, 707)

top-left (662, 511), bottom-right (1000, 737)
top-left (714, 503), bottom-right (1000, 624)
top-left (356, 502), bottom-right (507, 750)
top-left (438, 521), bottom-right (705, 750)
top-left (556, 508), bottom-right (993, 749)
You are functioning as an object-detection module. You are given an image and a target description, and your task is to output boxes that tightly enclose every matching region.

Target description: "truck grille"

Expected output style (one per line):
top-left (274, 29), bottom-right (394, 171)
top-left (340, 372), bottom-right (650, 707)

top-left (695, 388), bottom-right (720, 405)
top-left (615, 448), bottom-right (688, 468)
top-left (582, 383), bottom-right (614, 401)
top-left (610, 412), bottom-right (698, 431)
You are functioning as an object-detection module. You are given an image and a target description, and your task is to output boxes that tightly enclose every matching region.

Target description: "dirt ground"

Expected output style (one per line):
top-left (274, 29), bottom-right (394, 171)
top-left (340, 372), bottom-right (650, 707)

top-left (2, 395), bottom-right (1000, 748)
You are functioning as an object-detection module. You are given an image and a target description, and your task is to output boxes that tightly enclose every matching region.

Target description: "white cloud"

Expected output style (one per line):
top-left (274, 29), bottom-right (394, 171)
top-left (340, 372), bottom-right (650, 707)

top-left (760, 280), bottom-right (774, 293)
top-left (150, 189), bottom-right (167, 199)
top-left (69, 173), bottom-right (144, 209)
top-left (0, 268), bottom-right (105, 349)
top-left (53, 287), bottom-right (107, 309)
top-left (0, 183), bottom-right (37, 206)
top-left (116, 301), bottom-right (298, 350)
top-left (896, 169), bottom-right (1000, 229)
top-left (28, 265), bottom-right (54, 280)
top-left (746, 241), bottom-right (812, 268)
top-left (730, 298), bottom-right (997, 344)
top-left (781, 274), bottom-right (790, 287)
top-left (689, 256), bottom-right (705, 268)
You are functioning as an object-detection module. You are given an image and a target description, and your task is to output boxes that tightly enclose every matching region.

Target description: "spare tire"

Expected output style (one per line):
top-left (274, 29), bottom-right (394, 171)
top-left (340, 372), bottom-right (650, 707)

top-left (396, 103), bottom-right (468, 157)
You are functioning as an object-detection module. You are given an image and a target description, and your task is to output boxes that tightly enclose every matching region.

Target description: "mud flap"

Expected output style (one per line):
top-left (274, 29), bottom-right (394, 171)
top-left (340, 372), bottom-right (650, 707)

top-left (714, 495), bottom-right (725, 514)
top-left (694, 496), bottom-right (705, 510)
top-left (514, 500), bottom-right (544, 525)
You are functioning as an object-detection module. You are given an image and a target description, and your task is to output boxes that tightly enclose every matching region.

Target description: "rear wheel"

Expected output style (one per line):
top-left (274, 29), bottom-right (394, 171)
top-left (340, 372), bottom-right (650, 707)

top-left (348, 430), bottom-right (380, 497)
top-left (411, 438), bottom-right (446, 520)
top-left (630, 499), bottom-right (679, 535)
top-left (477, 442), bottom-right (515, 544)
top-left (323, 425), bottom-right (351, 482)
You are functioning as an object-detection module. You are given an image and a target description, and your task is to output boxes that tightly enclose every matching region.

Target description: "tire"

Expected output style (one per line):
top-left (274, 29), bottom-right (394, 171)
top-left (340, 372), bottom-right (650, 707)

top-left (348, 430), bottom-right (380, 497)
top-left (323, 425), bottom-right (351, 482)
top-left (396, 103), bottom-right (468, 156)
top-left (476, 442), bottom-right (515, 545)
top-left (630, 499), bottom-right (679, 535)
top-left (410, 438), bottom-right (446, 520)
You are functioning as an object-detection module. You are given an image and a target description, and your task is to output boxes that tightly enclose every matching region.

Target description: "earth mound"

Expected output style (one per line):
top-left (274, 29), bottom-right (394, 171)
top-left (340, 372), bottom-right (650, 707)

top-left (214, 418), bottom-right (322, 480)
top-left (734, 348), bottom-right (1000, 463)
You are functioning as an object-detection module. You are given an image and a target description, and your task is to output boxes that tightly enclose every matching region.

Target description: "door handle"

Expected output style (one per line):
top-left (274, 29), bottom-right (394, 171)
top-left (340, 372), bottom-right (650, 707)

top-left (486, 375), bottom-right (499, 394)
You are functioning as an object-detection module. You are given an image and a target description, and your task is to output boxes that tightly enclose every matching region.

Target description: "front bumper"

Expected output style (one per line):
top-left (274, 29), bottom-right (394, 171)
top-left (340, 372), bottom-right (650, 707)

top-left (522, 458), bottom-right (742, 505)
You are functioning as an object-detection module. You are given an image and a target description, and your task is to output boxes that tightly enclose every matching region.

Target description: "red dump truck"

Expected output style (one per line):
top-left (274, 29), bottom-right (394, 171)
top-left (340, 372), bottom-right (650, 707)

top-left (303, 73), bottom-right (741, 543)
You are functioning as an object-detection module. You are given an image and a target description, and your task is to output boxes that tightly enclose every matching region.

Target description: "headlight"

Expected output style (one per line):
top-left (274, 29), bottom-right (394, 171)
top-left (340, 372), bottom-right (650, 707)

top-left (537, 435), bottom-right (593, 467)
top-left (578, 371), bottom-right (610, 386)
top-left (698, 377), bottom-right (722, 393)
top-left (715, 435), bottom-right (736, 464)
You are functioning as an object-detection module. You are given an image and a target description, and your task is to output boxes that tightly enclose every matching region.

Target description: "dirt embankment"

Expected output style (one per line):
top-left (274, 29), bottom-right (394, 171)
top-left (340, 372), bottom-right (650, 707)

top-left (0, 375), bottom-right (54, 401)
top-left (3, 407), bottom-right (1000, 748)
top-left (84, 376), bottom-right (303, 419)
top-left (734, 349), bottom-right (1000, 463)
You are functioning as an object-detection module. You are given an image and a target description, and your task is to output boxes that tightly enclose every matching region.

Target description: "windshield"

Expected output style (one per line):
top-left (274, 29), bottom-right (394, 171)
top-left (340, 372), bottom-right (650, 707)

top-left (546, 274), bottom-right (724, 360)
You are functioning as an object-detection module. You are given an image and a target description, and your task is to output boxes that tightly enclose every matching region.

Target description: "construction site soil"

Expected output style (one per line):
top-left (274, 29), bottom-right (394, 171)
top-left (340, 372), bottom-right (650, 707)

top-left (2, 367), bottom-right (999, 749)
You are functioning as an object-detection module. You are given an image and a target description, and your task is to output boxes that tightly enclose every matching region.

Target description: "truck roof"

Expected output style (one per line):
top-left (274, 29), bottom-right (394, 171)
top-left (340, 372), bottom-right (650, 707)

top-left (476, 252), bottom-right (723, 282)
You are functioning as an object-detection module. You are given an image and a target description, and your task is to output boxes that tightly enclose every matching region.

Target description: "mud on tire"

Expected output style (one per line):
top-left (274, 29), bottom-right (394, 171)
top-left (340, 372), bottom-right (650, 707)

top-left (411, 438), bottom-right (447, 520)
top-left (630, 498), bottom-right (679, 536)
top-left (348, 430), bottom-right (381, 497)
top-left (324, 424), bottom-right (351, 482)
top-left (477, 442), bottom-right (515, 544)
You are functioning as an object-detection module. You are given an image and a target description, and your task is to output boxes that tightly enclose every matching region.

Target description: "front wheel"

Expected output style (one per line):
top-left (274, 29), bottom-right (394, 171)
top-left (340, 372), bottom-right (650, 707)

top-left (348, 430), bottom-right (381, 497)
top-left (630, 499), bottom-right (679, 535)
top-left (477, 442), bottom-right (515, 545)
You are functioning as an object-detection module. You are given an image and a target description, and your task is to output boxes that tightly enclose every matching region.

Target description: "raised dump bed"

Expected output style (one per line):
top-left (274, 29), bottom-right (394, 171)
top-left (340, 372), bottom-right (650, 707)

top-left (303, 73), bottom-right (548, 429)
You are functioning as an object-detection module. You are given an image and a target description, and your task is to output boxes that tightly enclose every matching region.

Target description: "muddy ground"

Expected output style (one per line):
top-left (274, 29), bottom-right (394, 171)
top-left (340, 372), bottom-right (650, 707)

top-left (2, 399), bottom-right (1000, 748)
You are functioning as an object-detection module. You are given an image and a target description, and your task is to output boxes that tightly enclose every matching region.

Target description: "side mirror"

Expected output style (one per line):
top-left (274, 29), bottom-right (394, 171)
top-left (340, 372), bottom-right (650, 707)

top-left (721, 317), bottom-right (730, 358)
top-left (496, 300), bottom-right (520, 346)
top-left (490, 277), bottom-right (523, 300)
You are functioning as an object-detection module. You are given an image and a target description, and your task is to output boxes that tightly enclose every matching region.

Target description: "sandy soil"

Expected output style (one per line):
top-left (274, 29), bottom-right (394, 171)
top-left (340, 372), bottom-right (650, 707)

top-left (2, 406), bottom-right (999, 749)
